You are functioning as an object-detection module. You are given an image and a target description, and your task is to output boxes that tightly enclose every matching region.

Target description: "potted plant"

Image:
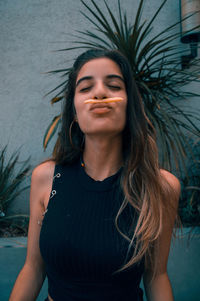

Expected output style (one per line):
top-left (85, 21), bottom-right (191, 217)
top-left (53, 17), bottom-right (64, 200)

top-left (0, 146), bottom-right (31, 237)
top-left (43, 0), bottom-right (200, 177)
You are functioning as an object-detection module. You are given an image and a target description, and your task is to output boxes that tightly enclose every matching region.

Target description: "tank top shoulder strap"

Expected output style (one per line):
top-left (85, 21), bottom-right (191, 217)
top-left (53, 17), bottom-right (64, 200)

top-left (48, 163), bottom-right (62, 199)
top-left (48, 160), bottom-right (79, 203)
top-left (38, 162), bottom-right (63, 225)
top-left (40, 164), bottom-right (60, 213)
top-left (53, 163), bottom-right (62, 181)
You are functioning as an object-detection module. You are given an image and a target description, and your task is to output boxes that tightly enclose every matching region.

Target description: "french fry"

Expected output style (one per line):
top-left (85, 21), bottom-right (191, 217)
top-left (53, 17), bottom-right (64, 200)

top-left (84, 97), bottom-right (123, 104)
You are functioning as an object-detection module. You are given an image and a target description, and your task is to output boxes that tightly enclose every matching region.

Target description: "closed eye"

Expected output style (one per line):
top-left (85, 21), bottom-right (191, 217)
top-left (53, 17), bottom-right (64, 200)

top-left (108, 85), bottom-right (121, 90)
top-left (79, 86), bottom-right (92, 92)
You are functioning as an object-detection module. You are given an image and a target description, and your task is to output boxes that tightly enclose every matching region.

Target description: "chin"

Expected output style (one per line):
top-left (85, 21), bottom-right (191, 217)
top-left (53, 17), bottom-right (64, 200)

top-left (80, 120), bottom-right (126, 137)
top-left (84, 127), bottom-right (124, 137)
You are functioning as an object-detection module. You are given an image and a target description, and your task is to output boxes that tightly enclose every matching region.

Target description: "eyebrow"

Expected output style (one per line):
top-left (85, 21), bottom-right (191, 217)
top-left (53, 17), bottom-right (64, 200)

top-left (76, 74), bottom-right (124, 87)
top-left (76, 76), bottom-right (93, 87)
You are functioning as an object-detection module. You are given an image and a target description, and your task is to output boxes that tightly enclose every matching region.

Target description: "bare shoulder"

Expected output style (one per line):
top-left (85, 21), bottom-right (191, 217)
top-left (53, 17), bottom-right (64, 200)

top-left (160, 169), bottom-right (181, 210)
top-left (160, 169), bottom-right (181, 194)
top-left (31, 160), bottom-right (56, 185)
top-left (30, 160), bottom-right (56, 210)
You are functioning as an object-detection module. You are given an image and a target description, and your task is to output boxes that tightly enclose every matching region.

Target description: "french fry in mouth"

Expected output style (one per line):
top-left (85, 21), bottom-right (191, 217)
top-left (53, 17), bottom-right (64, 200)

top-left (84, 97), bottom-right (123, 104)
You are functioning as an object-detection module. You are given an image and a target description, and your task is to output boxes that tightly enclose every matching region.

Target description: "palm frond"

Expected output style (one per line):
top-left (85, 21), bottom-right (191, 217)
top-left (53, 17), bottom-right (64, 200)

top-left (0, 146), bottom-right (31, 231)
top-left (43, 0), bottom-right (200, 174)
top-left (43, 115), bottom-right (61, 150)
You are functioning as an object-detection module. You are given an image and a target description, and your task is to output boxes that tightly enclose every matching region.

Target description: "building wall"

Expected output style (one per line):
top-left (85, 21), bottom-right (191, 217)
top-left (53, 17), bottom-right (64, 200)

top-left (0, 0), bottom-right (199, 213)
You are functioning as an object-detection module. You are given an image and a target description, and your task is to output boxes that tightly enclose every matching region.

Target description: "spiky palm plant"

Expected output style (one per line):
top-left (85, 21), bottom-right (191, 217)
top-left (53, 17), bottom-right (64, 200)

top-left (43, 0), bottom-right (200, 173)
top-left (179, 138), bottom-right (200, 226)
top-left (0, 146), bottom-right (31, 236)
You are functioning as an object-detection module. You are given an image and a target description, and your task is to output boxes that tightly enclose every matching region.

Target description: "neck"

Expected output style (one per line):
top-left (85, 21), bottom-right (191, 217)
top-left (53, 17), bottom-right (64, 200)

top-left (82, 134), bottom-right (123, 181)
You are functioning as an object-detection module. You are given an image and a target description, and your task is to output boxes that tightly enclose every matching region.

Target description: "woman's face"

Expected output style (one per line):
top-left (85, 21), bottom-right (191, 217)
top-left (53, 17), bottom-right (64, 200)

top-left (74, 57), bottom-right (127, 137)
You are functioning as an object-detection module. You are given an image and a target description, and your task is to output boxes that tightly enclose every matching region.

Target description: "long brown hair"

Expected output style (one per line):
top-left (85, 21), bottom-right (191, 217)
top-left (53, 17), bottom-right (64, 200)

top-left (52, 49), bottom-right (178, 278)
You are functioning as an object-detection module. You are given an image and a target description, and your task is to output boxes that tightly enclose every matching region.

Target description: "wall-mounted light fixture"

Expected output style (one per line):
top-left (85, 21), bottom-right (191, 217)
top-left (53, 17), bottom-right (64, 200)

top-left (180, 0), bottom-right (200, 69)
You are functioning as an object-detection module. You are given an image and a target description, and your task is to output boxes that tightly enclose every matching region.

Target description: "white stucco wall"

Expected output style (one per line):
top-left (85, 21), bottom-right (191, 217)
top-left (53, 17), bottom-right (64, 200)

top-left (0, 0), bottom-right (199, 213)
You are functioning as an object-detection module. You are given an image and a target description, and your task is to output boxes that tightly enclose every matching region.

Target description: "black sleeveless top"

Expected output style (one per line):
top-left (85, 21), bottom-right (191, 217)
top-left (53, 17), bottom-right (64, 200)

top-left (39, 159), bottom-right (144, 301)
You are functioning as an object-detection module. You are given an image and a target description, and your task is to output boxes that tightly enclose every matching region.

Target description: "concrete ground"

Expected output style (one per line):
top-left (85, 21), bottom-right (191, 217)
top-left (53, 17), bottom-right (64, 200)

top-left (0, 229), bottom-right (200, 301)
top-left (0, 238), bottom-right (47, 301)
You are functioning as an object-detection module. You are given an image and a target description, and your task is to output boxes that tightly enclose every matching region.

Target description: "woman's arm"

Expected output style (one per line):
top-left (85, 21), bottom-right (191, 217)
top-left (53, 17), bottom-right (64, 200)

top-left (143, 170), bottom-right (181, 301)
top-left (9, 161), bottom-right (55, 301)
top-left (144, 271), bottom-right (174, 301)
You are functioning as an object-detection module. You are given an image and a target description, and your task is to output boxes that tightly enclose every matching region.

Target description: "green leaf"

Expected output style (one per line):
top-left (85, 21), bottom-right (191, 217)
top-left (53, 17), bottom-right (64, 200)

top-left (43, 115), bottom-right (61, 150)
top-left (43, 0), bottom-right (200, 176)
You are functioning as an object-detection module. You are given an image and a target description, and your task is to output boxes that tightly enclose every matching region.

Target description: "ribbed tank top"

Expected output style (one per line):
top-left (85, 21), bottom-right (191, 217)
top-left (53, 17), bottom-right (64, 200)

top-left (39, 159), bottom-right (144, 301)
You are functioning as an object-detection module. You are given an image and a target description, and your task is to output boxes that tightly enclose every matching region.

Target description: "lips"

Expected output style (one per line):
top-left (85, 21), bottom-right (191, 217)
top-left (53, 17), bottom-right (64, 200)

top-left (90, 103), bottom-right (112, 114)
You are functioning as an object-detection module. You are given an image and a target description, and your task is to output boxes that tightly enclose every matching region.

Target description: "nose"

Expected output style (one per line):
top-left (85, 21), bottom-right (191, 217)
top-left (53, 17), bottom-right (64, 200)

top-left (93, 80), bottom-right (107, 100)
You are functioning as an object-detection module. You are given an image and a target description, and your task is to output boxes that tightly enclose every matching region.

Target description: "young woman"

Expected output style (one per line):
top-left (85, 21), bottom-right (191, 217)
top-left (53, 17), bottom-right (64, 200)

top-left (10, 49), bottom-right (180, 301)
